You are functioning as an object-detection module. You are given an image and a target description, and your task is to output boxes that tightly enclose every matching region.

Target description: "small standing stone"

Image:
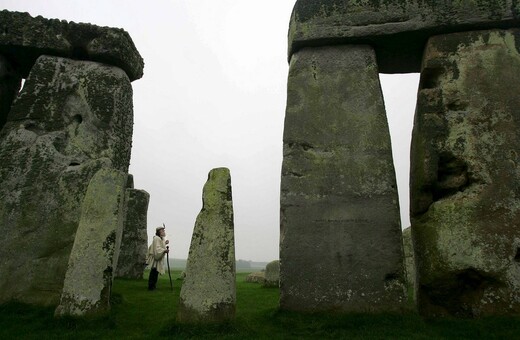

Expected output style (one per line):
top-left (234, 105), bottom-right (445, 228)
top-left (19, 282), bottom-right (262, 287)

top-left (246, 272), bottom-right (266, 284)
top-left (55, 168), bottom-right (127, 317)
top-left (115, 188), bottom-right (150, 279)
top-left (262, 260), bottom-right (280, 287)
top-left (177, 167), bottom-right (236, 323)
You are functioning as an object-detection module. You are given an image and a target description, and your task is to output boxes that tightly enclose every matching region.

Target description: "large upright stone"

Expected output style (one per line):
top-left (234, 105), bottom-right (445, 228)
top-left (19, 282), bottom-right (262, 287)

top-left (178, 168), bottom-right (236, 323)
top-left (0, 55), bottom-right (133, 306)
top-left (411, 29), bottom-right (520, 317)
top-left (262, 260), bottom-right (280, 288)
top-left (281, 45), bottom-right (406, 313)
top-left (0, 55), bottom-right (21, 131)
top-left (55, 168), bottom-right (127, 317)
top-left (289, 0), bottom-right (520, 73)
top-left (0, 10), bottom-right (144, 81)
top-left (115, 188), bottom-right (150, 279)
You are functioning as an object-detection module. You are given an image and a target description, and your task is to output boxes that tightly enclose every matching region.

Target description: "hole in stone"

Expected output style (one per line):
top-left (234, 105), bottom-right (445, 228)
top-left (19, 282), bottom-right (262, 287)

top-left (23, 121), bottom-right (40, 132)
top-left (286, 141), bottom-right (314, 151)
top-left (515, 248), bottom-right (520, 262)
top-left (385, 272), bottom-right (398, 281)
top-left (446, 100), bottom-right (468, 111)
top-left (432, 152), bottom-right (469, 201)
top-left (73, 114), bottom-right (83, 124)
top-left (72, 45), bottom-right (89, 59)
top-left (301, 142), bottom-right (313, 151)
top-left (419, 67), bottom-right (443, 89)
top-left (69, 162), bottom-right (80, 166)
top-left (456, 268), bottom-right (491, 290)
top-left (422, 268), bottom-right (499, 317)
top-left (289, 171), bottom-right (304, 178)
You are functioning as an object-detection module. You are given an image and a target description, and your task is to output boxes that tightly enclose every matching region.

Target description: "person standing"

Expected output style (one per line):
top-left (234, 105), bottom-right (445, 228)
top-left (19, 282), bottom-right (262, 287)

top-left (147, 226), bottom-right (169, 290)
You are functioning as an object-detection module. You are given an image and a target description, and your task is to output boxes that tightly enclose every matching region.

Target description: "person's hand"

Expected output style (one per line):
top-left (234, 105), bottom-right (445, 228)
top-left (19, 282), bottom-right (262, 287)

top-left (165, 240), bottom-right (169, 245)
top-left (165, 248), bottom-right (169, 254)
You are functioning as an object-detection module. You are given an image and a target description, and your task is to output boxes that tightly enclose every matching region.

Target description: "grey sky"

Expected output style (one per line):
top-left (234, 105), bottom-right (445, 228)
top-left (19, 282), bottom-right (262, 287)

top-left (2, 0), bottom-right (418, 262)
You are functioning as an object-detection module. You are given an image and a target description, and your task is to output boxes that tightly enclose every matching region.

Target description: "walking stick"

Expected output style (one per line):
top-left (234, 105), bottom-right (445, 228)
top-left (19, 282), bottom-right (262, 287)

top-left (166, 246), bottom-right (173, 291)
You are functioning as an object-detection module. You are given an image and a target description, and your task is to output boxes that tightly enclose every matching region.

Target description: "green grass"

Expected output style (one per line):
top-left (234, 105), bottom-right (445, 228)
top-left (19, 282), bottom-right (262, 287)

top-left (0, 271), bottom-right (519, 339)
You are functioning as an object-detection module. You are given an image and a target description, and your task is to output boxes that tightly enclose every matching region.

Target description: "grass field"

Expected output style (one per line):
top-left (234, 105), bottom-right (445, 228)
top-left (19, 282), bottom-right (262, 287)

top-left (1, 271), bottom-right (519, 339)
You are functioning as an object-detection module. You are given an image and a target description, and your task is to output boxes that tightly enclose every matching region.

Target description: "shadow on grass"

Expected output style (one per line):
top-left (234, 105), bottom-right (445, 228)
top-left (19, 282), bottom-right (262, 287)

top-left (3, 275), bottom-right (520, 339)
top-left (162, 319), bottom-right (239, 338)
top-left (0, 301), bottom-right (117, 338)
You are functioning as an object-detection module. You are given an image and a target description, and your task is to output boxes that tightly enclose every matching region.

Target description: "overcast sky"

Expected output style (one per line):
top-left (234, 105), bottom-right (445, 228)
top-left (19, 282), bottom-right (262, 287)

top-left (2, 0), bottom-right (419, 262)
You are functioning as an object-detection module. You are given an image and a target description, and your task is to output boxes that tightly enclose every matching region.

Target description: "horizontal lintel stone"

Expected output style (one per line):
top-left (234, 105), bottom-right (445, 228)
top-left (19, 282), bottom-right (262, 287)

top-left (0, 10), bottom-right (144, 81)
top-left (289, 0), bottom-right (520, 73)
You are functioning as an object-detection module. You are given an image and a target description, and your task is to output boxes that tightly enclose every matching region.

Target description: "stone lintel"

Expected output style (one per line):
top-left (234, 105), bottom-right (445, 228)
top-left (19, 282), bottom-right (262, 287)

top-left (0, 10), bottom-right (144, 81)
top-left (289, 0), bottom-right (520, 73)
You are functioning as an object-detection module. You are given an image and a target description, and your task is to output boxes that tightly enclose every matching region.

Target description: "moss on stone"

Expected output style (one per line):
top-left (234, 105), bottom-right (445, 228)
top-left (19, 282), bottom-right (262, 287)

top-left (0, 55), bottom-right (133, 307)
top-left (412, 29), bottom-right (520, 317)
top-left (178, 168), bottom-right (236, 323)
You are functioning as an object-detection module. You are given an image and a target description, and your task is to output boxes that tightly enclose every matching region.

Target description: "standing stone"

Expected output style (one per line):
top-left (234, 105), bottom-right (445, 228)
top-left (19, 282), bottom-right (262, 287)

top-left (246, 272), bottom-right (266, 284)
top-left (262, 260), bottom-right (280, 288)
top-left (402, 227), bottom-right (415, 301)
top-left (0, 55), bottom-right (133, 306)
top-left (411, 29), bottom-right (520, 317)
top-left (115, 188), bottom-right (150, 279)
top-left (55, 168), bottom-right (127, 317)
top-left (0, 55), bottom-right (21, 131)
top-left (281, 45), bottom-right (406, 313)
top-left (177, 168), bottom-right (236, 323)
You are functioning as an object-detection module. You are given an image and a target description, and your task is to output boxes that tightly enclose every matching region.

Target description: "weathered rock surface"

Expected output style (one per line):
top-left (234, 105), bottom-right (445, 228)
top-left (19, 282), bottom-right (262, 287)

top-left (289, 0), bottom-right (520, 73)
top-left (262, 260), bottom-right (280, 287)
top-left (0, 54), bottom-right (21, 131)
top-left (178, 168), bottom-right (236, 323)
top-left (402, 227), bottom-right (415, 299)
top-left (0, 55), bottom-right (133, 306)
top-left (115, 188), bottom-right (150, 279)
top-left (55, 168), bottom-right (127, 317)
top-left (246, 271), bottom-right (265, 284)
top-left (0, 10), bottom-right (143, 81)
top-left (280, 45), bottom-right (406, 313)
top-left (411, 29), bottom-right (520, 317)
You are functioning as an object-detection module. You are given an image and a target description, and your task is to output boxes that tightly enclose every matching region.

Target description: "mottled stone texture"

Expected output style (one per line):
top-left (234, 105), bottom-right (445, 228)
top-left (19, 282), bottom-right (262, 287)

top-left (178, 168), bottom-right (236, 323)
top-left (289, 0), bottom-right (520, 73)
top-left (0, 55), bottom-right (133, 306)
top-left (246, 272), bottom-right (265, 284)
top-left (262, 260), bottom-right (280, 288)
top-left (115, 188), bottom-right (150, 279)
top-left (0, 10), bottom-right (143, 81)
top-left (402, 227), bottom-right (415, 301)
top-left (0, 55), bottom-right (21, 131)
top-left (280, 45), bottom-right (406, 313)
top-left (55, 168), bottom-right (127, 317)
top-left (411, 29), bottom-right (520, 317)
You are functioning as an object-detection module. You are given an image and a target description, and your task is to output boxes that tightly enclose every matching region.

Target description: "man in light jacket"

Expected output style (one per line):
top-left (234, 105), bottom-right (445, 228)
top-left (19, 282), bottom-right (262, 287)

top-left (147, 226), bottom-right (169, 291)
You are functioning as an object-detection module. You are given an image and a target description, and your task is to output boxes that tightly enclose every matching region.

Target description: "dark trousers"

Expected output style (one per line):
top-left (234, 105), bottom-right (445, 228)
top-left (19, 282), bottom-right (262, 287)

top-left (148, 267), bottom-right (159, 290)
